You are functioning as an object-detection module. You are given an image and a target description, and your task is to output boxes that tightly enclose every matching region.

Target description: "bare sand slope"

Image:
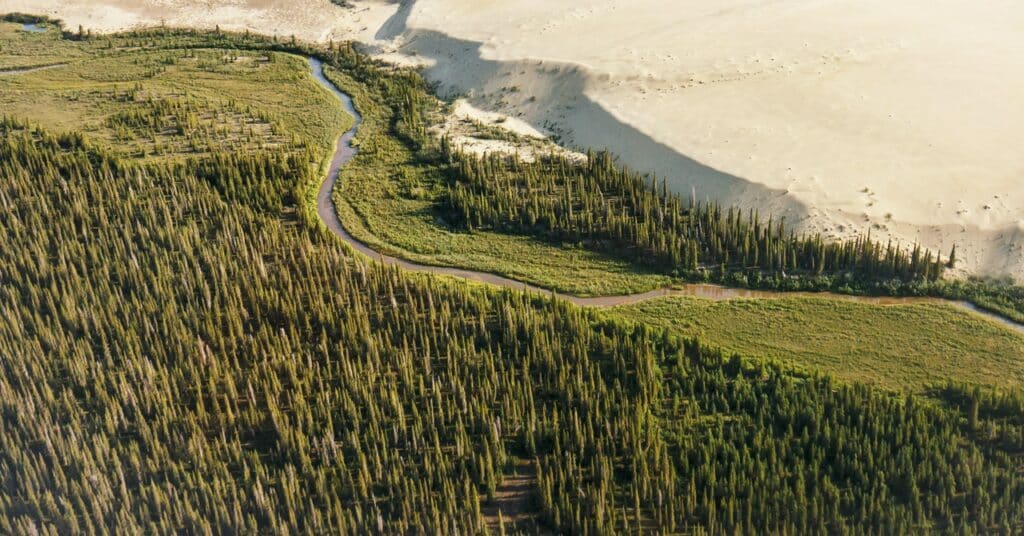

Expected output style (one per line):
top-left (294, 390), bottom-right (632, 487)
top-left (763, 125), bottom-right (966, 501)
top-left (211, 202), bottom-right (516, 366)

top-left (3, 0), bottom-right (1022, 278)
top-left (390, 0), bottom-right (1024, 279)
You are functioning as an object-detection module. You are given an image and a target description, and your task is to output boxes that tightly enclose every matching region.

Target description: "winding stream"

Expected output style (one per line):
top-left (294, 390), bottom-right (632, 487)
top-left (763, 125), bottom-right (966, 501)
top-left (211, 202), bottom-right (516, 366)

top-left (317, 58), bottom-right (1024, 333)
top-left (0, 25), bottom-right (63, 75)
top-left (0, 63), bottom-right (66, 76)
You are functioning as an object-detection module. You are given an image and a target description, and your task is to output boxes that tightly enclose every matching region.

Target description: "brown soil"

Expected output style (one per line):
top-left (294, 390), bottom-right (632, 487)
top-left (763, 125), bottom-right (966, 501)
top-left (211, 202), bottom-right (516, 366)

top-left (481, 459), bottom-right (546, 535)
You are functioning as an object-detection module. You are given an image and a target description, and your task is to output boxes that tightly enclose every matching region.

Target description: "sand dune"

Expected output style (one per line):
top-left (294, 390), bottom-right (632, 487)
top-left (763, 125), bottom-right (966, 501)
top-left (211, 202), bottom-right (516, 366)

top-left (393, 0), bottom-right (1024, 279)
top-left (4, 0), bottom-right (1022, 278)
top-left (0, 0), bottom-right (398, 43)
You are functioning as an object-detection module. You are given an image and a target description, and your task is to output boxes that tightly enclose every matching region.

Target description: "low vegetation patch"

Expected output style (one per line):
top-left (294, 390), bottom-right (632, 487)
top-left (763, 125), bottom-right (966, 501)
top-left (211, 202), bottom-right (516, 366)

top-left (612, 296), bottom-right (1024, 392)
top-left (323, 57), bottom-right (670, 296)
top-left (0, 22), bottom-right (347, 163)
top-left (317, 21), bottom-right (1024, 325)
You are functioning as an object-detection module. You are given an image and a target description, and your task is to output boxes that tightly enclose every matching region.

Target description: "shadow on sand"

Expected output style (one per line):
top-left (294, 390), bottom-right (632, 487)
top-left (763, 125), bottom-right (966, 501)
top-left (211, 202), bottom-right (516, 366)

top-left (370, 2), bottom-right (807, 221)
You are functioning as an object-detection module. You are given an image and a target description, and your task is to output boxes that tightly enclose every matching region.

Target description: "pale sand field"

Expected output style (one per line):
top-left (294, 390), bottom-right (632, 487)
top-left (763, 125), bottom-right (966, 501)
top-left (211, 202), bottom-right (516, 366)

top-left (0, 0), bottom-right (398, 44)
top-left (4, 0), bottom-right (1023, 278)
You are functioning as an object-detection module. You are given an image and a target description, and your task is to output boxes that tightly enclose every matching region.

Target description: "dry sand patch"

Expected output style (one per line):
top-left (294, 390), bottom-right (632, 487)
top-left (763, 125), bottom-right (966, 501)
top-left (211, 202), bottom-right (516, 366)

top-left (396, 0), bottom-right (1024, 279)
top-left (0, 0), bottom-right (399, 43)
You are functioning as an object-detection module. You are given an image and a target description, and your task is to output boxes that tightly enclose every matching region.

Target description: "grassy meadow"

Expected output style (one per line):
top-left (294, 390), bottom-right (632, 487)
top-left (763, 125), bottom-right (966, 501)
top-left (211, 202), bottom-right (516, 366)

top-left (612, 296), bottom-right (1024, 392)
top-left (0, 20), bottom-right (349, 164)
top-left (323, 67), bottom-right (671, 296)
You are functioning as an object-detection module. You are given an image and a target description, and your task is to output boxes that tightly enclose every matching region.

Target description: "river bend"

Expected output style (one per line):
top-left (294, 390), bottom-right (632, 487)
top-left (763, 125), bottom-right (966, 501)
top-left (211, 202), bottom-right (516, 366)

top-left (309, 57), bottom-right (1024, 334)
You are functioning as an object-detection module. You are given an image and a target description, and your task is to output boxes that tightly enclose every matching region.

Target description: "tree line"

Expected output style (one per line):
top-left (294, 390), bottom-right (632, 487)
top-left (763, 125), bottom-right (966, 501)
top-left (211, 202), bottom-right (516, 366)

top-left (447, 149), bottom-right (946, 287)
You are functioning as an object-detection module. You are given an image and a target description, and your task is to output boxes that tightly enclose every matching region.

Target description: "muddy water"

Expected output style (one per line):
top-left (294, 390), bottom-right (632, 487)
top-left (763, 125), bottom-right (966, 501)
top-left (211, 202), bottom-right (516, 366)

top-left (309, 57), bottom-right (1024, 334)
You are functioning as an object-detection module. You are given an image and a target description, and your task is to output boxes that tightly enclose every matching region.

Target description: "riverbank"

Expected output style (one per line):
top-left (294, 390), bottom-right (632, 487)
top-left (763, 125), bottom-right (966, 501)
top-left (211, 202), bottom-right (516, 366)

top-left (310, 50), bottom-right (1024, 394)
top-left (307, 56), bottom-right (1024, 337)
top-left (0, 63), bottom-right (65, 75)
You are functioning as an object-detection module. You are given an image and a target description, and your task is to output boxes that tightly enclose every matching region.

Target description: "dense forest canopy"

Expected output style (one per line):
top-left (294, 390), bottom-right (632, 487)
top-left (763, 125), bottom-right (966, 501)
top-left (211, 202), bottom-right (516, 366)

top-left (1, 23), bottom-right (1023, 534)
